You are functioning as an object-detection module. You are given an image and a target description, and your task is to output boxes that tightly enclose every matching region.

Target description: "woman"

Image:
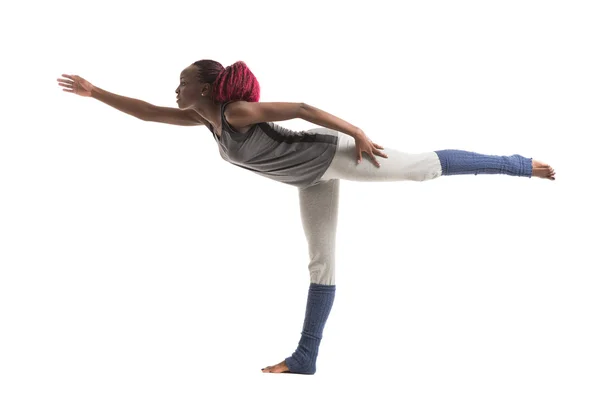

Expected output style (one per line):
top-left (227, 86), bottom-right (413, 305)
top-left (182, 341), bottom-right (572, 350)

top-left (57, 60), bottom-right (556, 375)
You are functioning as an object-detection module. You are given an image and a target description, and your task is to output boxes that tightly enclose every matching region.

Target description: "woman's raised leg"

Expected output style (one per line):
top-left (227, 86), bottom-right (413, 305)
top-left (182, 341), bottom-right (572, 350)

top-left (318, 133), bottom-right (555, 182)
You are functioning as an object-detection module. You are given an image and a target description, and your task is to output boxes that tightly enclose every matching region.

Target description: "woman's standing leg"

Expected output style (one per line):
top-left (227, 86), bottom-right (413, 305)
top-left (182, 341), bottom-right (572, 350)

top-left (262, 178), bottom-right (340, 375)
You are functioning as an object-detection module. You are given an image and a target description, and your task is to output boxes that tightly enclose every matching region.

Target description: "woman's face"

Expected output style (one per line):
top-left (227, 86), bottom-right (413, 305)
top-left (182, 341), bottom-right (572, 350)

top-left (176, 65), bottom-right (205, 108)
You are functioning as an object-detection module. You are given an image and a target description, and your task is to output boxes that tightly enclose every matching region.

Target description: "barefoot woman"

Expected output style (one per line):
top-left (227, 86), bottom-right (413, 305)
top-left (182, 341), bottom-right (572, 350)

top-left (57, 60), bottom-right (556, 375)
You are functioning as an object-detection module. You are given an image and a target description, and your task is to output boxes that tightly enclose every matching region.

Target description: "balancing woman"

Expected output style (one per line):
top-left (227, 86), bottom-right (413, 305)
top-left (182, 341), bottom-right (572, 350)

top-left (57, 60), bottom-right (556, 375)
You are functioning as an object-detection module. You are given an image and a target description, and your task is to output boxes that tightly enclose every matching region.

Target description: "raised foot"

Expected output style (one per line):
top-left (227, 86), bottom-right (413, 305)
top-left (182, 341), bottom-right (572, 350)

top-left (532, 159), bottom-right (556, 180)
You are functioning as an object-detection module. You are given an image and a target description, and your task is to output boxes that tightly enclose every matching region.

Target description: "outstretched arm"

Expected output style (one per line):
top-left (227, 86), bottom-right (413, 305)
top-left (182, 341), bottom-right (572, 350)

top-left (90, 86), bottom-right (205, 126)
top-left (145, 105), bottom-right (208, 126)
top-left (298, 102), bottom-right (363, 138)
top-left (58, 75), bottom-right (207, 127)
top-left (90, 86), bottom-right (152, 121)
top-left (227, 101), bottom-right (363, 138)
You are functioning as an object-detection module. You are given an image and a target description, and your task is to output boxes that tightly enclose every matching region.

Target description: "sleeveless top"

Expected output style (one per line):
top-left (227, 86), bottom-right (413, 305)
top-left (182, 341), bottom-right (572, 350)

top-left (206, 101), bottom-right (339, 189)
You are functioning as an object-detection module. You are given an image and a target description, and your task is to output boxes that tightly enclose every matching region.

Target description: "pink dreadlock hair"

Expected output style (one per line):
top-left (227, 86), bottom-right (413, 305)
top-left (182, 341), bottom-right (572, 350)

top-left (192, 59), bottom-right (261, 103)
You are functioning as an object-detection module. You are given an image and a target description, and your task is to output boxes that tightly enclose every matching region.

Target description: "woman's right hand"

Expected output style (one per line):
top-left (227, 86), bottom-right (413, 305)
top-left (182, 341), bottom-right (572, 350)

top-left (57, 74), bottom-right (95, 97)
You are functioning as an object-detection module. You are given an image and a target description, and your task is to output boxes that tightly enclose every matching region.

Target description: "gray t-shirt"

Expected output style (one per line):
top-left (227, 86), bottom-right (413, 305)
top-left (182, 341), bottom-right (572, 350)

top-left (206, 101), bottom-right (339, 189)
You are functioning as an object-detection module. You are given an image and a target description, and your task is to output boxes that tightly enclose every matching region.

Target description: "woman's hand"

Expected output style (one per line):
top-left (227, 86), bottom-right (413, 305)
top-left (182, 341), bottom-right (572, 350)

top-left (354, 129), bottom-right (388, 167)
top-left (56, 74), bottom-right (95, 97)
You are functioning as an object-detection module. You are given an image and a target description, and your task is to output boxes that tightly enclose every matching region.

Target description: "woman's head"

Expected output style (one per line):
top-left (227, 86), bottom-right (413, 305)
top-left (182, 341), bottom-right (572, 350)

top-left (176, 60), bottom-right (260, 108)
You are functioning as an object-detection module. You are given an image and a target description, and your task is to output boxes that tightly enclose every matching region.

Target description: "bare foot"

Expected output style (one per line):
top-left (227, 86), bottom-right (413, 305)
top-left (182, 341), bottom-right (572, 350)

top-left (532, 159), bottom-right (556, 180)
top-left (261, 359), bottom-right (290, 373)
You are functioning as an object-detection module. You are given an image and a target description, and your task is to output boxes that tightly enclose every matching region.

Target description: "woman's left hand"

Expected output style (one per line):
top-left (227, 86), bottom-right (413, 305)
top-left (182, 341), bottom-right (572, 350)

top-left (354, 129), bottom-right (388, 167)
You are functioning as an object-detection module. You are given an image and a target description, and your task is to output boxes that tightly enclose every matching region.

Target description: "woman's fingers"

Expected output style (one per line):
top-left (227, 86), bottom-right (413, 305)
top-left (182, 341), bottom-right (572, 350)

top-left (370, 143), bottom-right (388, 159)
top-left (356, 137), bottom-right (388, 166)
top-left (370, 142), bottom-right (387, 158)
top-left (59, 74), bottom-right (78, 84)
top-left (58, 75), bottom-right (76, 94)
top-left (57, 76), bottom-right (74, 90)
top-left (357, 151), bottom-right (385, 167)
top-left (57, 78), bottom-right (74, 93)
top-left (374, 144), bottom-right (387, 154)
top-left (369, 152), bottom-right (381, 167)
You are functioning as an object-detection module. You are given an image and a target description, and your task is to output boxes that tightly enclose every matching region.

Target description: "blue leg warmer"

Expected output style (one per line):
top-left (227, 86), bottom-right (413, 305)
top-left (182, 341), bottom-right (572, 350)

top-left (285, 283), bottom-right (336, 375)
top-left (434, 149), bottom-right (532, 177)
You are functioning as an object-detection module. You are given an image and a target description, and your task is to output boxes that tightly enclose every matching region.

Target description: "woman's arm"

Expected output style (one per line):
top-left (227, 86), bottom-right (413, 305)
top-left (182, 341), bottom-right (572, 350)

top-left (228, 101), bottom-right (362, 138)
top-left (90, 86), bottom-right (152, 121)
top-left (298, 103), bottom-right (362, 138)
top-left (91, 86), bottom-right (205, 126)
top-left (145, 105), bottom-right (207, 126)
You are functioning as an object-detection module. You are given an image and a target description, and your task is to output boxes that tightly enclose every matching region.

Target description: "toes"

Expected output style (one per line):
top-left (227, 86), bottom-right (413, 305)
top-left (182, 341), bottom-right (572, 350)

top-left (536, 166), bottom-right (556, 178)
top-left (262, 360), bottom-right (290, 373)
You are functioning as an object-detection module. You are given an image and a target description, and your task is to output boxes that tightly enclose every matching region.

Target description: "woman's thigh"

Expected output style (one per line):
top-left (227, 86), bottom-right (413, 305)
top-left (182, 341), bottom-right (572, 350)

top-left (318, 133), bottom-right (442, 183)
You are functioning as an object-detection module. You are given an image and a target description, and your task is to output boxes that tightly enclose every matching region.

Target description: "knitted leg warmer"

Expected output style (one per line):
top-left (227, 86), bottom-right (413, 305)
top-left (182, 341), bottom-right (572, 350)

top-left (284, 283), bottom-right (336, 375)
top-left (434, 149), bottom-right (532, 177)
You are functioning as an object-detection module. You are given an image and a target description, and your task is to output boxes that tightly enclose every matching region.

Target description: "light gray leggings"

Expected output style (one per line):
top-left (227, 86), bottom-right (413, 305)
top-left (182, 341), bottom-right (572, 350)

top-left (298, 131), bottom-right (443, 286)
top-left (288, 129), bottom-right (532, 373)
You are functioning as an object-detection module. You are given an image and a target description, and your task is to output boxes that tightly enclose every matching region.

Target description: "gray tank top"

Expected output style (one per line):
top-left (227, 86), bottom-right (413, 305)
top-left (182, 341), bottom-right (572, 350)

top-left (206, 101), bottom-right (339, 189)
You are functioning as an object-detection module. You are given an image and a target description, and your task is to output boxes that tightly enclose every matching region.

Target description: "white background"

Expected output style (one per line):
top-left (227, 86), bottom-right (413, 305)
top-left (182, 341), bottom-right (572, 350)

top-left (2, 0), bottom-right (599, 399)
